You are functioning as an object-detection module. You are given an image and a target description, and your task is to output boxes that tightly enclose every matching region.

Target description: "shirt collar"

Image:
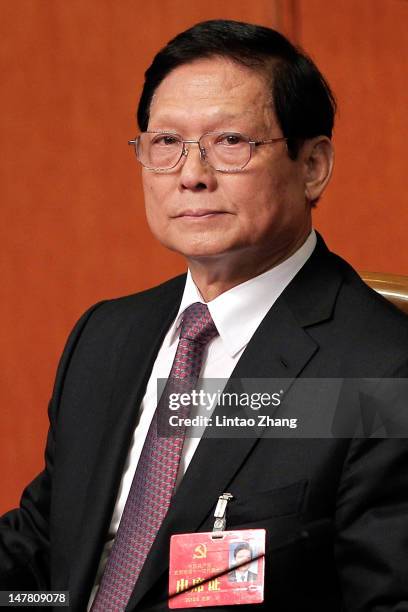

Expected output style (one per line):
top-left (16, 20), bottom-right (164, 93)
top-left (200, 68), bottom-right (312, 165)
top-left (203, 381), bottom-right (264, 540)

top-left (167, 230), bottom-right (317, 357)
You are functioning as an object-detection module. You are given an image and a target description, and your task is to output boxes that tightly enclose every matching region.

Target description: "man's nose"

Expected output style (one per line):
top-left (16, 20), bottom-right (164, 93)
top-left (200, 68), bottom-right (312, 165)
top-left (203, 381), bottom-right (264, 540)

top-left (178, 142), bottom-right (217, 192)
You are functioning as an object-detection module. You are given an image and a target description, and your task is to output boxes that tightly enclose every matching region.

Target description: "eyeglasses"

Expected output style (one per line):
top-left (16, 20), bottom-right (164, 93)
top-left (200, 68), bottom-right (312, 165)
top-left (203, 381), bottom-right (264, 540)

top-left (128, 131), bottom-right (287, 173)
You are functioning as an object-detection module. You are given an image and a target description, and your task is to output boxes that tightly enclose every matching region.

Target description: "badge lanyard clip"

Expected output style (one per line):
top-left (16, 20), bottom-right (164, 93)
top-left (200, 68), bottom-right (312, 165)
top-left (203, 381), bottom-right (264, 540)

top-left (212, 492), bottom-right (234, 535)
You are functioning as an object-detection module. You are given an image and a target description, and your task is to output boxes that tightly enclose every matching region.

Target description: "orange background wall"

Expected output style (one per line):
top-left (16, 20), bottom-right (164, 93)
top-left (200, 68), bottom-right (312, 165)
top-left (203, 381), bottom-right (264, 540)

top-left (1, 0), bottom-right (407, 513)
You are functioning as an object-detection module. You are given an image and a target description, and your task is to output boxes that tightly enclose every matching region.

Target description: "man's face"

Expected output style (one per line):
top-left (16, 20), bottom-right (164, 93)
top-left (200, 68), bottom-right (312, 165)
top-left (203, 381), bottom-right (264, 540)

top-left (235, 548), bottom-right (252, 572)
top-left (142, 57), bottom-right (312, 269)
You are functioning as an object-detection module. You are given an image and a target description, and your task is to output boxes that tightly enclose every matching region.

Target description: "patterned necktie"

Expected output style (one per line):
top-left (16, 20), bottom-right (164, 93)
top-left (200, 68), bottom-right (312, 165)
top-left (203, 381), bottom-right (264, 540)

top-left (92, 302), bottom-right (218, 611)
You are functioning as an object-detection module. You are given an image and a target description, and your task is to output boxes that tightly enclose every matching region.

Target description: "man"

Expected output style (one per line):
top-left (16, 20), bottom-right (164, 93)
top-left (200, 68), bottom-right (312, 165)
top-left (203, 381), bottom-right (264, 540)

top-left (228, 543), bottom-right (257, 583)
top-left (1, 19), bottom-right (408, 612)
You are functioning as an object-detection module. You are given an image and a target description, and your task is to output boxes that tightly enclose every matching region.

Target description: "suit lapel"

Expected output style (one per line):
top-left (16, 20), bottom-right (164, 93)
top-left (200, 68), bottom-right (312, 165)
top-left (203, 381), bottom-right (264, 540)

top-left (127, 236), bottom-right (343, 608)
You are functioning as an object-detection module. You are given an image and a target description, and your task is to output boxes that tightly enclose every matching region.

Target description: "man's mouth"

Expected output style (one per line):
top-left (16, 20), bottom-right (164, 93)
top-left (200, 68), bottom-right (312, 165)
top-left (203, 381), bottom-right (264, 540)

top-left (174, 209), bottom-right (227, 218)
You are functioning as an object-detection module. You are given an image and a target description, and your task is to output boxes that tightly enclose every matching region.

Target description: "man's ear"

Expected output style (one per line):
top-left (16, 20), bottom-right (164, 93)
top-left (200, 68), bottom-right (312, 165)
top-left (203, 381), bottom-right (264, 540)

top-left (303, 136), bottom-right (334, 203)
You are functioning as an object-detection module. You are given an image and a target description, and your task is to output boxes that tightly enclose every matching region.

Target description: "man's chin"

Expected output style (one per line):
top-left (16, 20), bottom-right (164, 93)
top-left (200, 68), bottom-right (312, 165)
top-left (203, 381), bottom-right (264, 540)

top-left (162, 239), bottom-right (235, 261)
top-left (182, 248), bottom-right (236, 263)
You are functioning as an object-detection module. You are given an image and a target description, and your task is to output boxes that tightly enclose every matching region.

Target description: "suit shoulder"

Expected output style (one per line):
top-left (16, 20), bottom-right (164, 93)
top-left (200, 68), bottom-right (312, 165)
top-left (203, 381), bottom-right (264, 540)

top-left (60, 273), bottom-right (186, 354)
top-left (85, 273), bottom-right (187, 320)
top-left (108, 273), bottom-right (186, 306)
top-left (334, 254), bottom-right (408, 332)
top-left (327, 254), bottom-right (408, 372)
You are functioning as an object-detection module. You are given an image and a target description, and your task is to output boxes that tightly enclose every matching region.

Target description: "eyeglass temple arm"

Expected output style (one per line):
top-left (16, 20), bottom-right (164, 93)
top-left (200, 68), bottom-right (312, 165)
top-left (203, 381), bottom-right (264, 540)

top-left (253, 137), bottom-right (287, 147)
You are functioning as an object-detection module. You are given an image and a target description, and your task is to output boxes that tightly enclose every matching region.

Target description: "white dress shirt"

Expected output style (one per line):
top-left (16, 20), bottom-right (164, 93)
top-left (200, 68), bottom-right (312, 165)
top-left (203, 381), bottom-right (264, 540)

top-left (88, 230), bottom-right (317, 606)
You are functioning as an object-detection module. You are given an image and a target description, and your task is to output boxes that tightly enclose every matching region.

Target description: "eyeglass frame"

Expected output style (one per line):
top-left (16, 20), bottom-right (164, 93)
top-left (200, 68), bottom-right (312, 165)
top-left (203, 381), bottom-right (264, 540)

top-left (128, 131), bottom-right (288, 173)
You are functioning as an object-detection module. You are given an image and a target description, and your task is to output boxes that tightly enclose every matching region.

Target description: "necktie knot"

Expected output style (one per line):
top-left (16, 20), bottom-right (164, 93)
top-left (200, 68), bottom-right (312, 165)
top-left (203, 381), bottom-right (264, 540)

top-left (180, 302), bottom-right (218, 344)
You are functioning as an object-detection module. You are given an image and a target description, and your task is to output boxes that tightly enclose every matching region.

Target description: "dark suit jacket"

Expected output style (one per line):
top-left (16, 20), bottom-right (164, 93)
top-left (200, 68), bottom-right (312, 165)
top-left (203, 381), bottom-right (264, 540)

top-left (1, 235), bottom-right (408, 611)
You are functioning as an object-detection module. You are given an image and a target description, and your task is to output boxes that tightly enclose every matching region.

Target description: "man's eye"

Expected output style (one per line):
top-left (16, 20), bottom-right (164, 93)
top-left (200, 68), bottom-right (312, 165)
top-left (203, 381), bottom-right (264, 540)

top-left (218, 134), bottom-right (245, 146)
top-left (151, 135), bottom-right (180, 146)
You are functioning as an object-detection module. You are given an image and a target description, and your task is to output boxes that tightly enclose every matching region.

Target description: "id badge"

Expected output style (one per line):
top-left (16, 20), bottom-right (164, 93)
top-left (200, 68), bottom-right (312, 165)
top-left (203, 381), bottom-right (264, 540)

top-left (169, 529), bottom-right (265, 608)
